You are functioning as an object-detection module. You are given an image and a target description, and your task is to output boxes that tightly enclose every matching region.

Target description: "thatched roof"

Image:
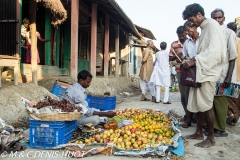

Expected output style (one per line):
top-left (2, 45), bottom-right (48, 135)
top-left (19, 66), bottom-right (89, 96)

top-left (38, 0), bottom-right (67, 26)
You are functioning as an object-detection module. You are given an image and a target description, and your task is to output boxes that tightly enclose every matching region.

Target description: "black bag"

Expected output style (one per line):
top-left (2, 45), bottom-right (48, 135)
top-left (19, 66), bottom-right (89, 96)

top-left (180, 64), bottom-right (201, 88)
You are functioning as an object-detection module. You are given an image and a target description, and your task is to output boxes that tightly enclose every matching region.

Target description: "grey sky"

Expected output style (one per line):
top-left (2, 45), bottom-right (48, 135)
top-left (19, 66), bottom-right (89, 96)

top-left (115, 0), bottom-right (239, 49)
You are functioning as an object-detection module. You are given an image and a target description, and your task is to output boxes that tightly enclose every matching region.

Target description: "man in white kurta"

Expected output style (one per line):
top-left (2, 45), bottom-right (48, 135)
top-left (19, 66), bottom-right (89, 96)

top-left (182, 3), bottom-right (226, 148)
top-left (152, 42), bottom-right (171, 103)
top-left (209, 9), bottom-right (238, 137)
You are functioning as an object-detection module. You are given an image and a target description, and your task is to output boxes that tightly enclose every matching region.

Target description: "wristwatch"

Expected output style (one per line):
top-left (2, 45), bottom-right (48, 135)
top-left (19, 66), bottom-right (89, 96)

top-left (191, 57), bottom-right (196, 65)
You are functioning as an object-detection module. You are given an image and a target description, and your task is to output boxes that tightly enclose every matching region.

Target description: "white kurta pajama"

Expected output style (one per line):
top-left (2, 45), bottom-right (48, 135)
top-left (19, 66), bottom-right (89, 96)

top-left (150, 50), bottom-right (170, 103)
top-left (139, 78), bottom-right (155, 96)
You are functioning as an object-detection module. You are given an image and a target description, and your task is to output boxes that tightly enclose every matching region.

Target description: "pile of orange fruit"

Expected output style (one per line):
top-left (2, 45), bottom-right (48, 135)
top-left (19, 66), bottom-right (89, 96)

top-left (117, 109), bottom-right (174, 138)
top-left (74, 109), bottom-right (175, 150)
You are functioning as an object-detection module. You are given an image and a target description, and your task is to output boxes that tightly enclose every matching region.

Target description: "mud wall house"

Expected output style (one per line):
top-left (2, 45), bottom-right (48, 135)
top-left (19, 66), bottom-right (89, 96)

top-left (0, 0), bottom-right (157, 85)
top-left (128, 25), bottom-right (158, 77)
top-left (60, 0), bottom-right (158, 78)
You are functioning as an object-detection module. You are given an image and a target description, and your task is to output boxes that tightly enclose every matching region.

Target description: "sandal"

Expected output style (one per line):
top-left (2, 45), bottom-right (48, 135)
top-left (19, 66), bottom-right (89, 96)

top-left (154, 100), bottom-right (162, 103)
top-left (226, 115), bottom-right (234, 124)
top-left (203, 129), bottom-right (208, 136)
top-left (181, 121), bottom-right (191, 128)
top-left (202, 125), bottom-right (208, 129)
top-left (163, 102), bottom-right (171, 104)
top-left (228, 122), bottom-right (235, 126)
top-left (141, 98), bottom-right (150, 101)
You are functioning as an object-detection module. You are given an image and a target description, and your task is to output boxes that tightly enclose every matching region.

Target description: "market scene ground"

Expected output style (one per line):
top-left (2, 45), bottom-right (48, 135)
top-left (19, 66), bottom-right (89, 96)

top-left (0, 79), bottom-right (239, 160)
top-left (1, 1), bottom-right (240, 159)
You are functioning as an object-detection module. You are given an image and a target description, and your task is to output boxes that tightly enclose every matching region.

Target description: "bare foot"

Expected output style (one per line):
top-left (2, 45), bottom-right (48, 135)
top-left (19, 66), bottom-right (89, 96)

top-left (194, 138), bottom-right (216, 148)
top-left (184, 133), bottom-right (204, 140)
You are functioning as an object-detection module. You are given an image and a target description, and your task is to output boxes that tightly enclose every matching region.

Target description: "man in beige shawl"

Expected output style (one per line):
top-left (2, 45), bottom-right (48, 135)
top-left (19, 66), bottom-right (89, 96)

top-left (182, 3), bottom-right (226, 148)
top-left (201, 9), bottom-right (237, 137)
top-left (139, 40), bottom-right (156, 101)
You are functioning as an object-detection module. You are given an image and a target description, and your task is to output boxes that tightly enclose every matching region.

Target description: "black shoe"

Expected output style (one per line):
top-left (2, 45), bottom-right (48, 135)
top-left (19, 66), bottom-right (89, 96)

top-left (203, 129), bottom-right (228, 137)
top-left (214, 129), bottom-right (228, 137)
top-left (191, 118), bottom-right (197, 124)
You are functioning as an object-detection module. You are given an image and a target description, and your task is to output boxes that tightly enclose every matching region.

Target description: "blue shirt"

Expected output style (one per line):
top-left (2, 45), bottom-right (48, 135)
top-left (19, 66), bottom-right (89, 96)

top-left (183, 36), bottom-right (199, 58)
top-left (62, 82), bottom-right (95, 117)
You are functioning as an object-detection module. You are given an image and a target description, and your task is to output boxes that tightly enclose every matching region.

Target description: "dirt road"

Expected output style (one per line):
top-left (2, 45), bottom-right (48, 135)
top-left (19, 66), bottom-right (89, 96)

top-left (117, 92), bottom-right (240, 160)
top-left (3, 92), bottom-right (240, 160)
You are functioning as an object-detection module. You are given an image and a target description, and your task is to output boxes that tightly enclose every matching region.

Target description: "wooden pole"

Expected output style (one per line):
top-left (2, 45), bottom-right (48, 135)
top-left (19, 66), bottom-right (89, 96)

top-left (29, 0), bottom-right (37, 85)
top-left (16, 0), bottom-right (20, 60)
top-left (115, 25), bottom-right (119, 77)
top-left (104, 14), bottom-right (109, 77)
top-left (70, 0), bottom-right (79, 80)
top-left (19, 0), bottom-right (23, 71)
top-left (52, 28), bottom-right (57, 66)
top-left (16, 0), bottom-right (22, 83)
top-left (90, 3), bottom-right (97, 78)
top-left (45, 9), bottom-right (51, 65)
top-left (56, 26), bottom-right (60, 67)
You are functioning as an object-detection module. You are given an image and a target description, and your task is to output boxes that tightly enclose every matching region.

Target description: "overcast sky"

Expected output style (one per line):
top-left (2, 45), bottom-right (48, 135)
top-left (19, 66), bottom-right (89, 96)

top-left (115, 0), bottom-right (240, 49)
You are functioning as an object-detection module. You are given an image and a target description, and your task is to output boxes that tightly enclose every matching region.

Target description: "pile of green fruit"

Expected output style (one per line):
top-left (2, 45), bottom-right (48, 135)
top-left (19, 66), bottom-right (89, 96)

top-left (108, 116), bottom-right (127, 123)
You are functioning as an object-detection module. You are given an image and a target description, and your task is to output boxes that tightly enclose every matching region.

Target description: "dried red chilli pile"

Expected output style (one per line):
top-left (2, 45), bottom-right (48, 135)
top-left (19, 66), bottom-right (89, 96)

top-left (33, 96), bottom-right (82, 112)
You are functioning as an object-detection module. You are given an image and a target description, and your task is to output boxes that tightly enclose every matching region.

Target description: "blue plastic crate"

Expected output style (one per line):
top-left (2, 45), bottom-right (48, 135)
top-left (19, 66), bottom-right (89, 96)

top-left (87, 95), bottom-right (116, 111)
top-left (51, 82), bottom-right (68, 99)
top-left (29, 120), bottom-right (77, 149)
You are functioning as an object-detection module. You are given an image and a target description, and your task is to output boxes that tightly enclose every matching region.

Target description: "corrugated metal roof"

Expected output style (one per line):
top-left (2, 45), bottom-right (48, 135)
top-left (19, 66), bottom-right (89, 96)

top-left (61, 0), bottom-right (157, 42)
top-left (107, 0), bottom-right (143, 39)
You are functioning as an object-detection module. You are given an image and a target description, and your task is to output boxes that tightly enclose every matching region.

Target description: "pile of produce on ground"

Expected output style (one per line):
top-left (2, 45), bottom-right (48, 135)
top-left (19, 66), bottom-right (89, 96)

top-left (23, 96), bottom-right (82, 121)
top-left (71, 108), bottom-right (177, 151)
top-left (32, 96), bottom-right (82, 112)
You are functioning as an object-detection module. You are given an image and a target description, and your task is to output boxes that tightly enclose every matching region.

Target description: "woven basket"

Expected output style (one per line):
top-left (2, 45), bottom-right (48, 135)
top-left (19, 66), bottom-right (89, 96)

top-left (31, 112), bottom-right (81, 121)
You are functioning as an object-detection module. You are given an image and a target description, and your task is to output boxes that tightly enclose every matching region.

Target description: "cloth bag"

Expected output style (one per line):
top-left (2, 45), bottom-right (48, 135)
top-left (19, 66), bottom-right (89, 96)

top-left (180, 64), bottom-right (201, 88)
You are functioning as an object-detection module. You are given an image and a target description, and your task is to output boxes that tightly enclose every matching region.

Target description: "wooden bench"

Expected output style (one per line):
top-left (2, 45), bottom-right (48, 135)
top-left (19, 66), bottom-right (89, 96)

top-left (0, 55), bottom-right (18, 87)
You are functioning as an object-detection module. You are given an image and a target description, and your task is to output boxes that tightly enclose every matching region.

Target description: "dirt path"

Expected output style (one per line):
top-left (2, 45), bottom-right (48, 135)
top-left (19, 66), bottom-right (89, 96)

top-left (2, 92), bottom-right (240, 160)
top-left (117, 92), bottom-right (240, 160)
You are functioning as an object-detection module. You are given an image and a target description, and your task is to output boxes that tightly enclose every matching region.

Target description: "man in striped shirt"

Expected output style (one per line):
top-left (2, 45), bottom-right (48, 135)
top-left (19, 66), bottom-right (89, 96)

top-left (169, 26), bottom-right (188, 118)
